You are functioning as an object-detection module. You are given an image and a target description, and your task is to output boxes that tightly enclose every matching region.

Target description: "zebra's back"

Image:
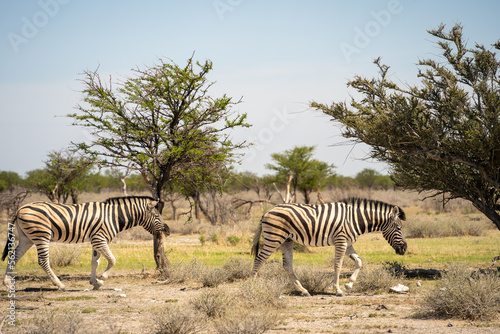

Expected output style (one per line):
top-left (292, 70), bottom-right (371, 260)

top-left (17, 201), bottom-right (108, 244)
top-left (261, 203), bottom-right (350, 247)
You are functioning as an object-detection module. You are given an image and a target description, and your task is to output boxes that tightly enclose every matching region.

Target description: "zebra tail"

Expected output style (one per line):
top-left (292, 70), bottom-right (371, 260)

top-left (251, 223), bottom-right (262, 258)
top-left (2, 217), bottom-right (16, 261)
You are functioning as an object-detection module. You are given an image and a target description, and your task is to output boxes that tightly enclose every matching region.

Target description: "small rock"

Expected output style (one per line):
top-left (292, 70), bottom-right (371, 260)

top-left (389, 284), bottom-right (409, 294)
top-left (376, 304), bottom-right (388, 310)
top-left (416, 281), bottom-right (422, 287)
top-left (114, 288), bottom-right (122, 291)
top-left (119, 293), bottom-right (126, 298)
top-left (447, 323), bottom-right (453, 327)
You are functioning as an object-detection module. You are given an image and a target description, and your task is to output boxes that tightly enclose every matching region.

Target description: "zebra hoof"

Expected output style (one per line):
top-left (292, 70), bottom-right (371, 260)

top-left (301, 291), bottom-right (311, 297)
top-left (336, 291), bottom-right (345, 297)
top-left (92, 279), bottom-right (104, 290)
top-left (345, 283), bottom-right (353, 291)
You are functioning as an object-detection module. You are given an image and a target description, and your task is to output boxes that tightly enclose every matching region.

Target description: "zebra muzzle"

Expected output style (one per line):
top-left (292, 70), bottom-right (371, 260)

top-left (394, 241), bottom-right (407, 255)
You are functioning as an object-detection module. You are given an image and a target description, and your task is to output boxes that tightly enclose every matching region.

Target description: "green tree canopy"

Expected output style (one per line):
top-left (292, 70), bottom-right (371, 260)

top-left (266, 146), bottom-right (335, 203)
top-left (311, 24), bottom-right (500, 229)
top-left (0, 171), bottom-right (23, 192)
top-left (25, 149), bottom-right (93, 203)
top-left (68, 55), bottom-right (249, 270)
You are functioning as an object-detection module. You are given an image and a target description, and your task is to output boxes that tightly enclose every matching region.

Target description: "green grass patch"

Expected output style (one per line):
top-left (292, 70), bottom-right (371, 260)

top-left (81, 308), bottom-right (97, 313)
top-left (47, 296), bottom-right (97, 302)
top-left (8, 230), bottom-right (500, 277)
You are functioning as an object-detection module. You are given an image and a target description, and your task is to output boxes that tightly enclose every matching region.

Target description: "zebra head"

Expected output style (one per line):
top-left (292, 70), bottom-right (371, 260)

top-left (382, 206), bottom-right (407, 255)
top-left (147, 201), bottom-right (170, 237)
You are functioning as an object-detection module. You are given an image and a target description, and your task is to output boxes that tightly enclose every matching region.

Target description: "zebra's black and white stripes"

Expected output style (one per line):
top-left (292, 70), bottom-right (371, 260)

top-left (2, 196), bottom-right (169, 291)
top-left (251, 198), bottom-right (407, 296)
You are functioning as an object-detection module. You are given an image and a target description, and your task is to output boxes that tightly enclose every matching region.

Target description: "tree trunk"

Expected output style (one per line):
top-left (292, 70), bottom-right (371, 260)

top-left (471, 199), bottom-right (500, 231)
top-left (153, 199), bottom-right (171, 274)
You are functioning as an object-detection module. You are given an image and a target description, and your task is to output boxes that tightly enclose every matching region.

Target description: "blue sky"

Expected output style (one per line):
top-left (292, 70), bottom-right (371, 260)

top-left (1, 0), bottom-right (499, 177)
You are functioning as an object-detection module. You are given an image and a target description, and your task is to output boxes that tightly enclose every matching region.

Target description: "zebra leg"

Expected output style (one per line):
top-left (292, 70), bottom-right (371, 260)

top-left (35, 242), bottom-right (66, 291)
top-left (333, 240), bottom-right (348, 297)
top-left (90, 249), bottom-right (104, 290)
top-left (251, 235), bottom-right (283, 278)
top-left (344, 245), bottom-right (362, 291)
top-left (97, 243), bottom-right (116, 281)
top-left (3, 228), bottom-right (33, 289)
top-left (281, 239), bottom-right (310, 297)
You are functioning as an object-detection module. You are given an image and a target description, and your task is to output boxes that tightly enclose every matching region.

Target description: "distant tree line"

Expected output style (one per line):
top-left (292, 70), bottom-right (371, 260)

top-left (0, 146), bottom-right (394, 203)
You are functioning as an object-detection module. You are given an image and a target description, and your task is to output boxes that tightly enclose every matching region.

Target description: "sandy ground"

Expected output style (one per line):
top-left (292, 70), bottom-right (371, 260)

top-left (1, 272), bottom-right (499, 334)
top-left (1, 234), bottom-right (499, 333)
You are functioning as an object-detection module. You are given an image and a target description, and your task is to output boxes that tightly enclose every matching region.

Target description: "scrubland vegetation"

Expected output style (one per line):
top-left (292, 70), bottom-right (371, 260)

top-left (1, 187), bottom-right (499, 333)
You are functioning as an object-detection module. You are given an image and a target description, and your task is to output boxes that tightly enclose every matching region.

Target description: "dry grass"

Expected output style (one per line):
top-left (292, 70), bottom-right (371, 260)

top-left (212, 308), bottom-right (281, 334)
top-left (352, 263), bottom-right (399, 294)
top-left (295, 267), bottom-right (334, 294)
top-left (152, 304), bottom-right (204, 334)
top-left (50, 244), bottom-right (81, 267)
top-left (422, 263), bottom-right (500, 320)
top-left (190, 288), bottom-right (234, 318)
top-left (405, 213), bottom-right (488, 238)
top-left (15, 308), bottom-right (83, 334)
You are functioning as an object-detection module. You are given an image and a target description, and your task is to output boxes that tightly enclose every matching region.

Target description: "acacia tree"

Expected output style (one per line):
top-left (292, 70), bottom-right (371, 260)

top-left (266, 146), bottom-right (335, 203)
top-left (26, 149), bottom-right (93, 204)
top-left (69, 56), bottom-right (249, 270)
top-left (311, 24), bottom-right (500, 229)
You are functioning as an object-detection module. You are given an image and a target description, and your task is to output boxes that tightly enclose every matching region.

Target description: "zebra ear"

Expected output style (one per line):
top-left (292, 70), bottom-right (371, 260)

top-left (148, 201), bottom-right (158, 209)
top-left (390, 206), bottom-right (400, 219)
top-left (391, 206), bottom-right (406, 221)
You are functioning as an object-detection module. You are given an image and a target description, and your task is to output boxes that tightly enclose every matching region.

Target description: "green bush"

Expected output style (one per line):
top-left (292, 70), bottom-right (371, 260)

top-left (226, 235), bottom-right (241, 246)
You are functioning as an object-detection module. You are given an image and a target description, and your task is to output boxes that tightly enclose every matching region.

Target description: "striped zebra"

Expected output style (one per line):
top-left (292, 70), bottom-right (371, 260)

top-left (251, 198), bottom-right (407, 296)
top-left (2, 196), bottom-right (169, 291)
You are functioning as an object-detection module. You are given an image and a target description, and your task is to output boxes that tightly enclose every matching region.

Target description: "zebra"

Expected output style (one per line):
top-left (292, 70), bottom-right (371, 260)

top-left (2, 196), bottom-right (169, 291)
top-left (251, 198), bottom-right (407, 296)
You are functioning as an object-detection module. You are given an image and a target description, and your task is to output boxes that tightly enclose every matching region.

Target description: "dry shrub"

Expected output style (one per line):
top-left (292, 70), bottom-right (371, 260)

top-left (153, 304), bottom-right (203, 334)
top-left (237, 277), bottom-right (287, 309)
top-left (423, 263), bottom-right (500, 320)
top-left (353, 264), bottom-right (397, 293)
top-left (50, 244), bottom-right (81, 267)
top-left (295, 267), bottom-right (334, 294)
top-left (222, 257), bottom-right (252, 282)
top-left (405, 214), bottom-right (486, 238)
top-left (199, 267), bottom-right (227, 288)
top-left (117, 226), bottom-right (153, 241)
top-left (167, 259), bottom-right (204, 283)
top-left (213, 308), bottom-right (280, 334)
top-left (19, 309), bottom-right (83, 334)
top-left (190, 288), bottom-right (234, 318)
top-left (255, 260), bottom-right (294, 294)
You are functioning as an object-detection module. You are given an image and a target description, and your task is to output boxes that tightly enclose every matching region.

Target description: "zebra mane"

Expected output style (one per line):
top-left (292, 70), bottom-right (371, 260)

top-left (340, 197), bottom-right (406, 221)
top-left (104, 196), bottom-right (156, 204)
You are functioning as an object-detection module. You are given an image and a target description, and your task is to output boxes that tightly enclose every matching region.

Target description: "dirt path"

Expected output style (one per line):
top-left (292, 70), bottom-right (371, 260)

top-left (2, 273), bottom-right (499, 334)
